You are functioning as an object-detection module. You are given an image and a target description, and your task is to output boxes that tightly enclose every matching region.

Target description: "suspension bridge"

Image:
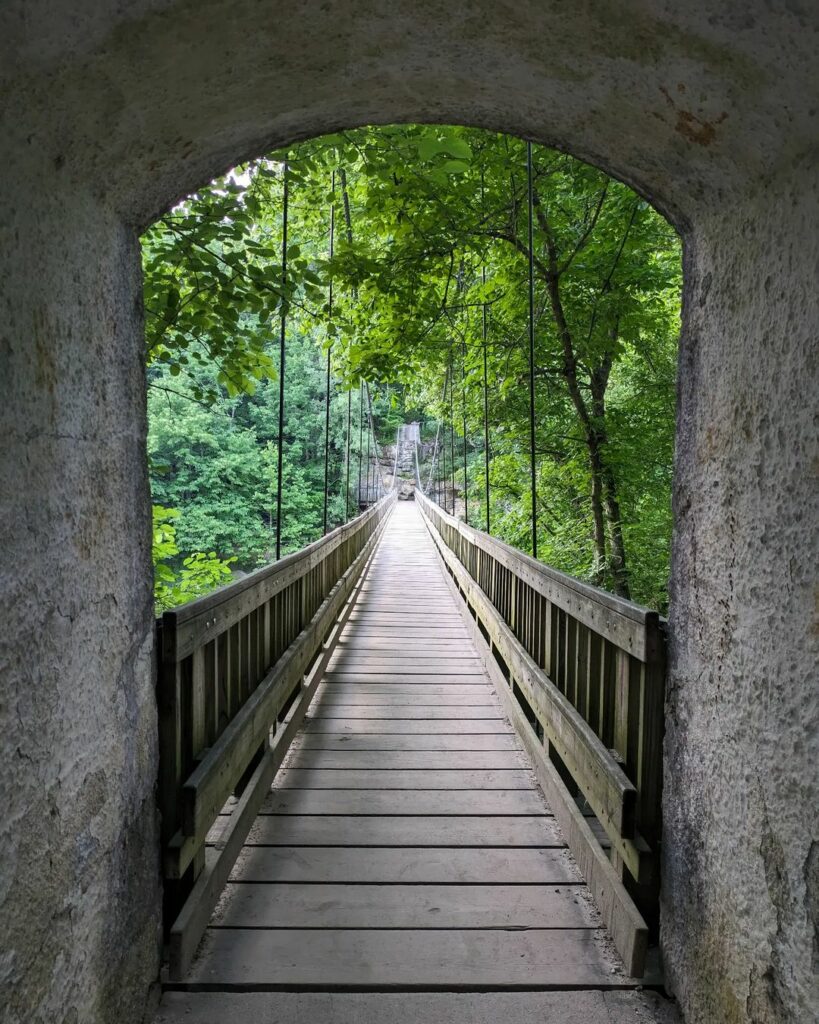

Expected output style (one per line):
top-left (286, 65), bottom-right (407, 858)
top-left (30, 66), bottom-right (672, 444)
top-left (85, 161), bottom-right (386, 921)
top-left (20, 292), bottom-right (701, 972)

top-left (154, 435), bottom-right (666, 1021)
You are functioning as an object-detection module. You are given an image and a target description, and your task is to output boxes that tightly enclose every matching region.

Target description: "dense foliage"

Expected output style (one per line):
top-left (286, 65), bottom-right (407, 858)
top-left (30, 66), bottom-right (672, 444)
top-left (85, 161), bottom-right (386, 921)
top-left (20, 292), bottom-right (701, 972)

top-left (142, 125), bottom-right (680, 613)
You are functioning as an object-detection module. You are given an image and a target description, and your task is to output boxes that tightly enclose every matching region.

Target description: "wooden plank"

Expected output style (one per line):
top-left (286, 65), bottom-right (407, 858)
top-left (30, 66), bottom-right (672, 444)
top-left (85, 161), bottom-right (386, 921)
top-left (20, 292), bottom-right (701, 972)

top-left (335, 639), bottom-right (476, 650)
top-left (283, 749), bottom-right (525, 770)
top-left (273, 768), bottom-right (535, 789)
top-left (323, 672), bottom-right (487, 684)
top-left (293, 733), bottom-right (522, 751)
top-left (229, 845), bottom-right (581, 884)
top-left (312, 692), bottom-right (497, 706)
top-left (328, 657), bottom-right (484, 668)
top-left (215, 882), bottom-right (593, 928)
top-left (326, 668), bottom-right (486, 679)
top-left (350, 599), bottom-right (461, 605)
top-left (307, 706), bottom-right (506, 720)
top-left (321, 678), bottom-right (486, 688)
top-left (332, 652), bottom-right (480, 662)
top-left (354, 600), bottom-right (458, 607)
top-left (245, 813), bottom-right (560, 846)
top-left (316, 683), bottom-right (491, 696)
top-left (349, 610), bottom-right (466, 619)
top-left (183, 927), bottom-right (631, 987)
top-left (341, 630), bottom-right (472, 641)
top-left (303, 718), bottom-right (513, 734)
top-left (261, 788), bottom-right (548, 816)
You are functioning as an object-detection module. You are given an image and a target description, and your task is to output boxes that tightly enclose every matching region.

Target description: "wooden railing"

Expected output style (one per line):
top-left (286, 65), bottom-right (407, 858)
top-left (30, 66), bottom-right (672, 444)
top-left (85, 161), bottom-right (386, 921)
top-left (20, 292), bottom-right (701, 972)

top-left (416, 490), bottom-right (666, 976)
top-left (156, 492), bottom-right (395, 977)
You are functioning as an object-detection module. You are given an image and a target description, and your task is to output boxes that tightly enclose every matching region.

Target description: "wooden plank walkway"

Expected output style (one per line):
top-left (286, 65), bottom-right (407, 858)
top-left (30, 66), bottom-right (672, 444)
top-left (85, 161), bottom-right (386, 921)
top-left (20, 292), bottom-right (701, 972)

top-left (158, 503), bottom-right (672, 1021)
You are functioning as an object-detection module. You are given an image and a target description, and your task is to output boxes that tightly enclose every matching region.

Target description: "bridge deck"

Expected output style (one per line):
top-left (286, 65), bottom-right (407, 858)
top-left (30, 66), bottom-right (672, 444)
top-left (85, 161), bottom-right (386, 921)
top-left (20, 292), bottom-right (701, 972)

top-left (158, 503), bottom-right (670, 1021)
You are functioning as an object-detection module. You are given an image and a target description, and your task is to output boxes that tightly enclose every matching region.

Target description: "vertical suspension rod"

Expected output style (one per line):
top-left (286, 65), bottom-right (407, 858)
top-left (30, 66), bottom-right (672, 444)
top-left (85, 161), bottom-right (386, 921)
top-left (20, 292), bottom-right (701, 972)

top-left (481, 171), bottom-right (491, 534)
top-left (322, 170), bottom-right (335, 535)
top-left (449, 344), bottom-right (456, 517)
top-left (344, 389), bottom-right (352, 521)
top-left (527, 141), bottom-right (538, 559)
top-left (365, 388), bottom-right (372, 504)
top-left (357, 380), bottom-right (364, 507)
top-left (461, 334), bottom-right (468, 526)
top-left (275, 157), bottom-right (289, 561)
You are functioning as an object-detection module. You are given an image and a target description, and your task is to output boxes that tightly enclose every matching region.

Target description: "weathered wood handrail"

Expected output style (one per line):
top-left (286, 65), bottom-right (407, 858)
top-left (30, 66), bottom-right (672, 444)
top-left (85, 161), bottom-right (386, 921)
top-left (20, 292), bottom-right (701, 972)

top-left (416, 489), bottom-right (666, 963)
top-left (156, 492), bottom-right (395, 973)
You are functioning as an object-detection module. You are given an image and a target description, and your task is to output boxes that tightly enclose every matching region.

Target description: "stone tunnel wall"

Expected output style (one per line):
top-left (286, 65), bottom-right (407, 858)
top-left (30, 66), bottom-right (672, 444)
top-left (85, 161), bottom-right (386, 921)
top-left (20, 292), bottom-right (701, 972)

top-left (0, 184), bottom-right (161, 1021)
top-left (665, 169), bottom-right (818, 1023)
top-left (0, 3), bottom-right (816, 1022)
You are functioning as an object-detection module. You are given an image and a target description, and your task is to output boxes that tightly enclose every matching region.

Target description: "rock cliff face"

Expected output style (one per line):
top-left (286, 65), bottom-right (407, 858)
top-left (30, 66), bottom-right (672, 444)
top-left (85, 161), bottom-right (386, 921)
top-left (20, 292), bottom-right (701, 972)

top-left (0, 3), bottom-right (816, 1022)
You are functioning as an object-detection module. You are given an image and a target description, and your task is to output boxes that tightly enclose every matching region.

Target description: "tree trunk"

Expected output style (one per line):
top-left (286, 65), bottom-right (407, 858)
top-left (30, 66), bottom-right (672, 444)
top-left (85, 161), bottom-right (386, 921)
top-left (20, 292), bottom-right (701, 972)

top-left (512, 183), bottom-right (632, 598)
top-left (587, 447), bottom-right (608, 584)
top-left (590, 352), bottom-right (631, 599)
top-left (602, 463), bottom-right (630, 598)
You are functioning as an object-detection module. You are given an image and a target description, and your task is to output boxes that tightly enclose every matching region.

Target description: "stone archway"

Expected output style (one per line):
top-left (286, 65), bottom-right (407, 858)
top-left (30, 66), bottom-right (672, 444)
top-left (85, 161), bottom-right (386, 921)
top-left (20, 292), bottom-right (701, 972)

top-left (1, 4), bottom-right (816, 1022)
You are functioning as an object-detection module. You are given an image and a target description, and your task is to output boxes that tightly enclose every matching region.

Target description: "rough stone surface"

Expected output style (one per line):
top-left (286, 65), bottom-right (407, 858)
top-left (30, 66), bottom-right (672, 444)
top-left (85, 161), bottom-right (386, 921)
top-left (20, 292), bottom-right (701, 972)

top-left (0, 184), bottom-right (161, 1023)
top-left (0, 3), bottom-right (816, 1023)
top-left (666, 171), bottom-right (819, 1023)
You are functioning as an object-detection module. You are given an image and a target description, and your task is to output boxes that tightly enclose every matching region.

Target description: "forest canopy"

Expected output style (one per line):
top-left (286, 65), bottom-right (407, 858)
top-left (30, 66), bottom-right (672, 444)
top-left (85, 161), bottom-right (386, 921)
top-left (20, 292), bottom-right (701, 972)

top-left (142, 124), bottom-right (681, 613)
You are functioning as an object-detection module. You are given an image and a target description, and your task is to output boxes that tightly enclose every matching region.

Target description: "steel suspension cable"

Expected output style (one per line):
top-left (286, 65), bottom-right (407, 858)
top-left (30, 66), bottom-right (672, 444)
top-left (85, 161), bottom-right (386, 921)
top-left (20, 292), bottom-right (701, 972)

top-left (440, 388), bottom-right (447, 507)
top-left (527, 141), bottom-right (538, 559)
top-left (481, 171), bottom-right (491, 534)
top-left (344, 388), bottom-right (351, 521)
top-left (449, 345), bottom-right (456, 517)
top-left (322, 170), bottom-right (335, 535)
top-left (357, 380), bottom-right (364, 508)
top-left (439, 418), bottom-right (444, 507)
top-left (461, 333), bottom-right (468, 526)
top-left (365, 391), bottom-right (372, 504)
top-left (275, 157), bottom-right (289, 561)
